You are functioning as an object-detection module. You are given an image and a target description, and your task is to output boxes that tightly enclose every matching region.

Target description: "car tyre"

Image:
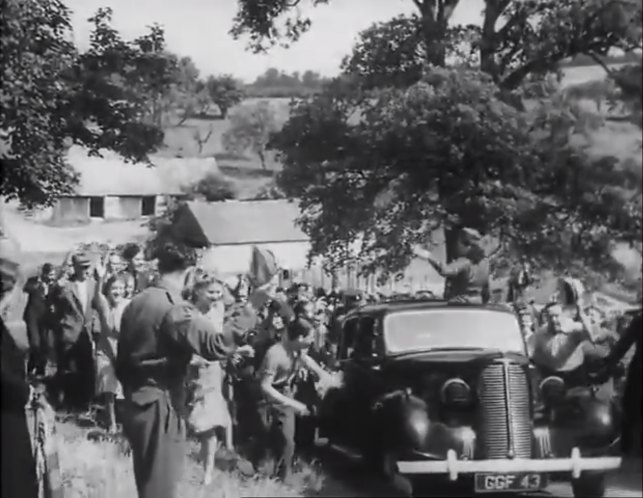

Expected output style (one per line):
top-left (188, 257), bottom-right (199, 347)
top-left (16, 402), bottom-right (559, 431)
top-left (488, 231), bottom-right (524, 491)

top-left (368, 448), bottom-right (414, 497)
top-left (571, 472), bottom-right (606, 497)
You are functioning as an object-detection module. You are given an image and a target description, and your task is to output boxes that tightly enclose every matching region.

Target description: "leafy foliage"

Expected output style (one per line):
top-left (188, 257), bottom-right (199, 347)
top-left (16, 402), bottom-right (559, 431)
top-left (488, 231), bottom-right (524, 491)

top-left (245, 68), bottom-right (333, 97)
top-left (189, 173), bottom-right (238, 202)
top-left (145, 198), bottom-right (200, 263)
top-left (1, 1), bottom-right (169, 207)
top-left (608, 62), bottom-right (643, 126)
top-left (252, 180), bottom-right (287, 200)
top-left (222, 101), bottom-right (280, 169)
top-left (204, 75), bottom-right (246, 118)
top-left (271, 68), bottom-right (640, 280)
top-left (231, 0), bottom-right (330, 52)
top-left (171, 56), bottom-right (211, 126)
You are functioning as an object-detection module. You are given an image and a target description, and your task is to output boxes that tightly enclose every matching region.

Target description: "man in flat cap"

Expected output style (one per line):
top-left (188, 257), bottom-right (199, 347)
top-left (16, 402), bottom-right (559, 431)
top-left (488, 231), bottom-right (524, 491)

top-left (49, 251), bottom-right (99, 410)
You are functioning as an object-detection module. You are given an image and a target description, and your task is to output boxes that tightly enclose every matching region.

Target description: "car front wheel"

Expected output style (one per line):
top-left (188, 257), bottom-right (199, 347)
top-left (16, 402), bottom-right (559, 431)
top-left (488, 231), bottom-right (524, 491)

top-left (571, 472), bottom-right (606, 497)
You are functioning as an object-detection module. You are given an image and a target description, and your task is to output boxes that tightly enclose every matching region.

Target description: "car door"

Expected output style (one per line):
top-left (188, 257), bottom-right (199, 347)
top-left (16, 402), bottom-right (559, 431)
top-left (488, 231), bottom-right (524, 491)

top-left (349, 315), bottom-right (387, 448)
top-left (322, 316), bottom-right (360, 444)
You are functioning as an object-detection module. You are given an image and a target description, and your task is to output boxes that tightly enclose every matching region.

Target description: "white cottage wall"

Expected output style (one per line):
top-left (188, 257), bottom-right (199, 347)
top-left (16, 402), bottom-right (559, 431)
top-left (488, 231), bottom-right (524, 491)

top-left (103, 196), bottom-right (121, 219)
top-left (199, 241), bottom-right (311, 277)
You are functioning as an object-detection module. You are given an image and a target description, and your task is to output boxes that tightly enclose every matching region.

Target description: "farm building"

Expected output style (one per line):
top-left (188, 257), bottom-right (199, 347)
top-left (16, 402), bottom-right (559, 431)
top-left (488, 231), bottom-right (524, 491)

top-left (171, 199), bottom-right (447, 292)
top-left (172, 199), bottom-right (311, 277)
top-left (39, 146), bottom-right (220, 225)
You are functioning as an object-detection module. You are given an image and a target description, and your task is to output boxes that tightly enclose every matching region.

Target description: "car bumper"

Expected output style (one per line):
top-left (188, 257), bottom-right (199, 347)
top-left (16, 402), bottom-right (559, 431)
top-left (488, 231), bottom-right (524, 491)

top-left (396, 448), bottom-right (622, 481)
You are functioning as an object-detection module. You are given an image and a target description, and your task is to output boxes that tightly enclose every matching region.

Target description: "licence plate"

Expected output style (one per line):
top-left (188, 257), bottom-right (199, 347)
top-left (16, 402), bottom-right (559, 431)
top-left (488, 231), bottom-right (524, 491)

top-left (474, 473), bottom-right (546, 493)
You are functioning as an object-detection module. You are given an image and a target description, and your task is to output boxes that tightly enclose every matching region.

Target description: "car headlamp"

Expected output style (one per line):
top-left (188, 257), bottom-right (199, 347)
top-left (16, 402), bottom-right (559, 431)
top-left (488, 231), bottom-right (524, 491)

top-left (539, 375), bottom-right (566, 405)
top-left (440, 378), bottom-right (473, 408)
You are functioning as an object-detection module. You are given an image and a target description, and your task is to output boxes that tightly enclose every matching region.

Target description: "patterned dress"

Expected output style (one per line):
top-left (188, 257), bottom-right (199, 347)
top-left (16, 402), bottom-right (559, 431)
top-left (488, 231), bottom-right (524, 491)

top-left (95, 299), bottom-right (130, 398)
top-left (186, 303), bottom-right (232, 434)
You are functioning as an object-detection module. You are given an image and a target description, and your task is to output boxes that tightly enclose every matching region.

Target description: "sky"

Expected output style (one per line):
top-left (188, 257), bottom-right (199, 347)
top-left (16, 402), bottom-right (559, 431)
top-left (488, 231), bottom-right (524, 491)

top-left (66, 0), bottom-right (486, 82)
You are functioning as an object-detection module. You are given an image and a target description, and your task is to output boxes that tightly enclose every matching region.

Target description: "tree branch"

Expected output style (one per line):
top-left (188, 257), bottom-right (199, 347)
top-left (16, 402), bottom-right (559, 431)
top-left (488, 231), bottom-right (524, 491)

top-left (587, 51), bottom-right (619, 78)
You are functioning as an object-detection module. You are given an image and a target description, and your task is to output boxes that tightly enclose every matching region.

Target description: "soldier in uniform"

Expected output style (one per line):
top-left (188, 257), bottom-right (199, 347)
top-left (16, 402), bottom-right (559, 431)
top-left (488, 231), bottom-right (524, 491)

top-left (116, 244), bottom-right (253, 498)
top-left (413, 227), bottom-right (490, 304)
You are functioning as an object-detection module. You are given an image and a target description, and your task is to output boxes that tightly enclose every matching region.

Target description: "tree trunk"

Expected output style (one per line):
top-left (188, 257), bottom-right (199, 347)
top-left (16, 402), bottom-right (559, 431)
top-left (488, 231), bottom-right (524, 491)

top-left (479, 0), bottom-right (508, 80)
top-left (416, 0), bottom-right (460, 67)
top-left (258, 150), bottom-right (266, 170)
top-left (220, 106), bottom-right (228, 119)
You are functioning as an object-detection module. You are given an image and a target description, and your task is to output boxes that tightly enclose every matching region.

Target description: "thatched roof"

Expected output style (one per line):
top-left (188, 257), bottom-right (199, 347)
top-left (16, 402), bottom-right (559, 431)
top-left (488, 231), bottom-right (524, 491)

top-left (66, 146), bottom-right (220, 196)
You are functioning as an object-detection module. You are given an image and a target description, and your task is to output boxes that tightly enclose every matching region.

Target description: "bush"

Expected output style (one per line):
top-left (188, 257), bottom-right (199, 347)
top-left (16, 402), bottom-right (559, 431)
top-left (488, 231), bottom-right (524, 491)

top-left (190, 173), bottom-right (238, 202)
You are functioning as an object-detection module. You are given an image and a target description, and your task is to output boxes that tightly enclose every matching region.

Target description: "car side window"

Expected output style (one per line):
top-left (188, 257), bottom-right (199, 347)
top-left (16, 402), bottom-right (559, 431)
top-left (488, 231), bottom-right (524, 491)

top-left (354, 316), bottom-right (383, 361)
top-left (340, 318), bottom-right (359, 360)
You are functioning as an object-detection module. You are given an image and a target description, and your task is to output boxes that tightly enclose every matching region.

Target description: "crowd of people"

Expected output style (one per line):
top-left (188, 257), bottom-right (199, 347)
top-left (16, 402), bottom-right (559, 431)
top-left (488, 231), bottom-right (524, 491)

top-left (1, 230), bottom-right (640, 498)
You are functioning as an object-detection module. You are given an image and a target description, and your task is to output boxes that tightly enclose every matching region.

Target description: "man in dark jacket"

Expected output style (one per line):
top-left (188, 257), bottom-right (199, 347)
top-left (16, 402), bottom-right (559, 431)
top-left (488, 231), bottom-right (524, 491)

top-left (23, 262), bottom-right (56, 376)
top-left (414, 227), bottom-right (490, 303)
top-left (49, 252), bottom-right (99, 410)
top-left (1, 240), bottom-right (38, 498)
top-left (116, 244), bottom-right (252, 498)
top-left (598, 309), bottom-right (642, 456)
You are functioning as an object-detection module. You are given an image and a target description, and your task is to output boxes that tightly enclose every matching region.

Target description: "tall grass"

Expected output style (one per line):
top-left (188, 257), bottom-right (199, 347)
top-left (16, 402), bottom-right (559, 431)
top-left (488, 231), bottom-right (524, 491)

top-left (55, 422), bottom-right (324, 498)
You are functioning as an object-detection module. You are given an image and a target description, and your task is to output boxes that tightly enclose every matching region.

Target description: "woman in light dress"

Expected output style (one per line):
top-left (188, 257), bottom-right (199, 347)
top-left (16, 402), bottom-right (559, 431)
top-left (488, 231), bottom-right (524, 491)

top-left (93, 266), bottom-right (130, 434)
top-left (186, 272), bottom-right (253, 485)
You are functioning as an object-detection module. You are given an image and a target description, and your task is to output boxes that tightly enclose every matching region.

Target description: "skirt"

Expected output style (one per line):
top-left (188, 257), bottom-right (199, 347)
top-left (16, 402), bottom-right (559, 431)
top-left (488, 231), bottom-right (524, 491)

top-left (95, 351), bottom-right (123, 398)
top-left (187, 360), bottom-right (231, 434)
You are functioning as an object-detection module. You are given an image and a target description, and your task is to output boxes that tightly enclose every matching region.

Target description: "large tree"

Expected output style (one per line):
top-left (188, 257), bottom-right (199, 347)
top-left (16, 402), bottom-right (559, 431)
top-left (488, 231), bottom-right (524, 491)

top-left (1, 1), bottom-right (174, 207)
top-left (205, 74), bottom-right (246, 119)
top-left (233, 0), bottom-right (642, 279)
top-left (222, 101), bottom-right (280, 169)
top-left (271, 69), bottom-right (639, 278)
top-left (232, 0), bottom-right (642, 90)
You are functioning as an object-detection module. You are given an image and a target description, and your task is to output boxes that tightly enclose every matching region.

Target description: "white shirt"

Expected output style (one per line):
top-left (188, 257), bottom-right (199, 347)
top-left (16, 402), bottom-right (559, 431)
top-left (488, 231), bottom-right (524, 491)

top-left (75, 280), bottom-right (89, 312)
top-left (531, 318), bottom-right (586, 372)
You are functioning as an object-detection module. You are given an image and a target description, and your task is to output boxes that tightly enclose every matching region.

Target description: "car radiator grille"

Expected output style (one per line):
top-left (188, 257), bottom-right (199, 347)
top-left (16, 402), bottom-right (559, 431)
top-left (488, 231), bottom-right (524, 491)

top-left (476, 360), bottom-right (533, 459)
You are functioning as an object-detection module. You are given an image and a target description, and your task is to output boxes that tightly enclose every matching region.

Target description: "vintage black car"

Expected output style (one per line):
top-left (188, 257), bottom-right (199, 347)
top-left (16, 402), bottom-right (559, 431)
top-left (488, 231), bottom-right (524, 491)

top-left (317, 299), bottom-right (622, 497)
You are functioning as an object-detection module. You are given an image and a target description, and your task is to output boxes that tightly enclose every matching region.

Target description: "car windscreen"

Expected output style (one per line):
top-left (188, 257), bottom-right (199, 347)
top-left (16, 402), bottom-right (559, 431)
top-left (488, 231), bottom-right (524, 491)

top-left (383, 308), bottom-right (525, 355)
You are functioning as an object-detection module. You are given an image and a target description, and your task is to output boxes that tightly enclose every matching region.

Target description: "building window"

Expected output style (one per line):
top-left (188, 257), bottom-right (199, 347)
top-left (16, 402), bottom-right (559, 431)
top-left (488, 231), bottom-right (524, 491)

top-left (141, 196), bottom-right (156, 216)
top-left (89, 196), bottom-right (105, 218)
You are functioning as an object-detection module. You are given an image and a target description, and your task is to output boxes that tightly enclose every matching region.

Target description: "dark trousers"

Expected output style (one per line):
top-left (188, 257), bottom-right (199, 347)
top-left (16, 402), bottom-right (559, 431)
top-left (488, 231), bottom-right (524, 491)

top-left (295, 379), bottom-right (319, 457)
top-left (121, 393), bottom-right (186, 498)
top-left (621, 361), bottom-right (642, 455)
top-left (27, 324), bottom-right (53, 376)
top-left (267, 405), bottom-right (296, 479)
top-left (55, 332), bottom-right (95, 409)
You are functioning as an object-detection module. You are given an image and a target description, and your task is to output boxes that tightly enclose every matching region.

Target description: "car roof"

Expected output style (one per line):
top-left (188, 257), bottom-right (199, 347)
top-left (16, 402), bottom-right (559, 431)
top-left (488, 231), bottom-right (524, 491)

top-left (344, 298), bottom-right (516, 319)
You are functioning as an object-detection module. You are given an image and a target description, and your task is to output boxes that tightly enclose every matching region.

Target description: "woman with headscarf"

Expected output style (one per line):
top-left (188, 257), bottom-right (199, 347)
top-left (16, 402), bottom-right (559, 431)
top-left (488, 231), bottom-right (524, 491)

top-left (413, 227), bottom-right (490, 304)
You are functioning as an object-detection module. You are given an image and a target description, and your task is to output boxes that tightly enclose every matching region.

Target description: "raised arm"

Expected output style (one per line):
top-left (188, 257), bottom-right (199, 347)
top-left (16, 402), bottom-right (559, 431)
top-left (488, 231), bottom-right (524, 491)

top-left (161, 304), bottom-right (236, 362)
top-left (412, 246), bottom-right (469, 277)
top-left (532, 324), bottom-right (587, 369)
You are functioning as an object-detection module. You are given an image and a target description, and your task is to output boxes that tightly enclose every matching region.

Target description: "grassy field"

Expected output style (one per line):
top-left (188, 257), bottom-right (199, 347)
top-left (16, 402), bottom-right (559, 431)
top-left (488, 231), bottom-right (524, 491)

top-left (156, 69), bottom-right (641, 192)
top-left (157, 98), bottom-right (292, 199)
top-left (55, 420), bottom-right (324, 498)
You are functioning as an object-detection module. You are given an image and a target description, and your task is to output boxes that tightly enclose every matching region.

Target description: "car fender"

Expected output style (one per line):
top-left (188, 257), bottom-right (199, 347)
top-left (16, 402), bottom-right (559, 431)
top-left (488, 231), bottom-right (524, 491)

top-left (371, 389), bottom-right (430, 451)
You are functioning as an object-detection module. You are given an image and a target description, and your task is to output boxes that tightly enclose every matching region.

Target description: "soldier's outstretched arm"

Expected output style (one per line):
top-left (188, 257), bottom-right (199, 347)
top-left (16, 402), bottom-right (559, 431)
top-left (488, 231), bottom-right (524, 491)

top-left (162, 304), bottom-right (235, 361)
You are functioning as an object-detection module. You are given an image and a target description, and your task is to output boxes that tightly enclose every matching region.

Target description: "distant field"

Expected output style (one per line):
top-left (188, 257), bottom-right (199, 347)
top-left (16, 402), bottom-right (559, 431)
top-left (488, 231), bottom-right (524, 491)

top-left (159, 97), bottom-right (292, 162)
top-left (160, 65), bottom-right (640, 164)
